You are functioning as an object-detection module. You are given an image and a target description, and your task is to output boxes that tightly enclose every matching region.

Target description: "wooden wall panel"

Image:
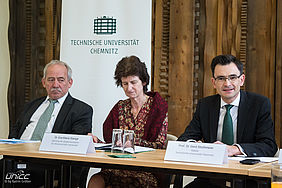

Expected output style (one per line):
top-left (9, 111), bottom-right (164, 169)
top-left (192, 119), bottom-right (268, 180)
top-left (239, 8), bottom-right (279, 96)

top-left (8, 0), bottom-right (44, 125)
top-left (153, 0), bottom-right (170, 99)
top-left (8, 0), bottom-right (18, 125)
top-left (246, 0), bottom-right (276, 108)
top-left (45, 0), bottom-right (55, 63)
top-left (193, 0), bottom-right (201, 111)
top-left (276, 0), bottom-right (282, 146)
top-left (202, 0), bottom-right (217, 97)
top-left (45, 0), bottom-right (61, 63)
top-left (168, 0), bottom-right (195, 136)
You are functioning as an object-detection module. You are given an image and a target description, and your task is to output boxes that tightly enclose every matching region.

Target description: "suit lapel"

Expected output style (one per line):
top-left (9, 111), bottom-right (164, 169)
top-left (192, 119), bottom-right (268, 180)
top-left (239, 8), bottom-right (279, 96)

top-left (19, 97), bottom-right (46, 137)
top-left (210, 95), bottom-right (221, 142)
top-left (52, 94), bottom-right (73, 132)
top-left (237, 91), bottom-right (249, 142)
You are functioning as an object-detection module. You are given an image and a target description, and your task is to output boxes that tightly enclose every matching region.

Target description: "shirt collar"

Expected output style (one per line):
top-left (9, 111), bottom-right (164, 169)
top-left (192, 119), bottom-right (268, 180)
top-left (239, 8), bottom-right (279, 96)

top-left (46, 92), bottom-right (69, 105)
top-left (220, 91), bottom-right (240, 108)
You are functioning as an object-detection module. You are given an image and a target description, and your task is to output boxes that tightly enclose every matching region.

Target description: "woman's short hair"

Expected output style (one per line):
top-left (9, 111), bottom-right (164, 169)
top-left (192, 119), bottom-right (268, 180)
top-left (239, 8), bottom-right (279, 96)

top-left (114, 55), bottom-right (150, 92)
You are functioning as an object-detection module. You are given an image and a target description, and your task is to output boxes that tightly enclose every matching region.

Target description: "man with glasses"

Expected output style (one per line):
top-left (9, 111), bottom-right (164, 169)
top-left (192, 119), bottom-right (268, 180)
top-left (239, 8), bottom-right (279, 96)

top-left (178, 54), bottom-right (277, 187)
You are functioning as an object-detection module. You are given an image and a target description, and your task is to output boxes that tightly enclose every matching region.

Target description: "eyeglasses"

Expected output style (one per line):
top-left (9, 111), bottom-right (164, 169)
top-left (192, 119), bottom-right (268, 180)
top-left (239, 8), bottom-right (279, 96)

top-left (214, 74), bottom-right (242, 83)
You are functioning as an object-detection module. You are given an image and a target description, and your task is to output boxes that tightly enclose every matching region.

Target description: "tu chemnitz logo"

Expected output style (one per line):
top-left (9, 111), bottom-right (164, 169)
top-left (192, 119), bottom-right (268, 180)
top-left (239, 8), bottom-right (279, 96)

top-left (94, 16), bottom-right (116, 35)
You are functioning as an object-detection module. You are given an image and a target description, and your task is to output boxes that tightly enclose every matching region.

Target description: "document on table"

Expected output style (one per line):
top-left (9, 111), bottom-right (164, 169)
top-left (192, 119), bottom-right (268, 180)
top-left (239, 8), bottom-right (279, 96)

top-left (125, 146), bottom-right (155, 154)
top-left (94, 143), bottom-right (112, 150)
top-left (0, 139), bottom-right (40, 144)
top-left (94, 143), bottom-right (155, 153)
top-left (229, 155), bottom-right (278, 163)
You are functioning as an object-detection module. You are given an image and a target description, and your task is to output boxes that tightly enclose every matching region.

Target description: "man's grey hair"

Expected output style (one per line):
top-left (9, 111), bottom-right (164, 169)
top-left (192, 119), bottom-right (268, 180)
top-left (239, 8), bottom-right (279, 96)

top-left (43, 60), bottom-right (72, 80)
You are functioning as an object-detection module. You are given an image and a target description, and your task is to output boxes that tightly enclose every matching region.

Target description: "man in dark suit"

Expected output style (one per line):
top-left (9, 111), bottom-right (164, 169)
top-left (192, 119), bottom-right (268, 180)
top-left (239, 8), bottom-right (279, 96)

top-left (178, 54), bottom-right (277, 187)
top-left (5, 60), bottom-right (93, 188)
top-left (9, 94), bottom-right (92, 139)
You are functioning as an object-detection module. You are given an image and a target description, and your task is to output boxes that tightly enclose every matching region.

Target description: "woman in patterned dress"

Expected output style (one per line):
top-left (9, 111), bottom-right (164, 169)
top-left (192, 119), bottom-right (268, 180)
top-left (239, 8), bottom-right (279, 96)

top-left (88, 55), bottom-right (168, 188)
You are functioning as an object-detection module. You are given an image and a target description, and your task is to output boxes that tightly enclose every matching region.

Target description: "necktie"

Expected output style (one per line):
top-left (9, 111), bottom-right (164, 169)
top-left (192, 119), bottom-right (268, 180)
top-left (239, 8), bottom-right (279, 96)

top-left (222, 104), bottom-right (234, 145)
top-left (31, 99), bottom-right (57, 141)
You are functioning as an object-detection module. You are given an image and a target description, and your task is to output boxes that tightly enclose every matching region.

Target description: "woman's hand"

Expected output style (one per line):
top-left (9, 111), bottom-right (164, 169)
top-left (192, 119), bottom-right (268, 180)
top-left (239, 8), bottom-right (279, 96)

top-left (123, 140), bottom-right (133, 148)
top-left (88, 133), bottom-right (99, 143)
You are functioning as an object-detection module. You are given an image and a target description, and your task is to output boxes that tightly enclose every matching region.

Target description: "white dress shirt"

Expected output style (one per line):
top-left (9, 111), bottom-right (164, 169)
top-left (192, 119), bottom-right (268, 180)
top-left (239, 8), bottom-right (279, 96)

top-left (20, 93), bottom-right (68, 140)
top-left (217, 93), bottom-right (240, 143)
top-left (216, 92), bottom-right (246, 155)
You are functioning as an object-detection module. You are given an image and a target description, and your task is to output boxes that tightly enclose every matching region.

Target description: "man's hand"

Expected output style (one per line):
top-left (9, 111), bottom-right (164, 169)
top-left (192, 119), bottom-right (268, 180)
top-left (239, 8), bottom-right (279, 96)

top-left (214, 141), bottom-right (242, 156)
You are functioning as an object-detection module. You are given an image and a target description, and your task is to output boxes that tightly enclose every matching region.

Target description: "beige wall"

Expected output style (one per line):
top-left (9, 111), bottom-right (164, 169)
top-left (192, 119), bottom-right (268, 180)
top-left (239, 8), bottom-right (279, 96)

top-left (0, 0), bottom-right (10, 139)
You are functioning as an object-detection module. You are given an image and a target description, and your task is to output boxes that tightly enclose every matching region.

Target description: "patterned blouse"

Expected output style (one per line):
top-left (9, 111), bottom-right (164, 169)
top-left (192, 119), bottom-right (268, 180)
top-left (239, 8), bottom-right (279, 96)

top-left (103, 92), bottom-right (168, 149)
top-left (117, 96), bottom-right (168, 149)
top-left (98, 92), bottom-right (168, 188)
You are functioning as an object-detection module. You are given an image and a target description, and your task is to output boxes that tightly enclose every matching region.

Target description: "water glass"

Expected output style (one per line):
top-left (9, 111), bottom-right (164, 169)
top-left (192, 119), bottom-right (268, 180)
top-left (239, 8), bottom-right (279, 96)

top-left (111, 129), bottom-right (123, 152)
top-left (122, 130), bottom-right (135, 153)
top-left (271, 163), bottom-right (282, 188)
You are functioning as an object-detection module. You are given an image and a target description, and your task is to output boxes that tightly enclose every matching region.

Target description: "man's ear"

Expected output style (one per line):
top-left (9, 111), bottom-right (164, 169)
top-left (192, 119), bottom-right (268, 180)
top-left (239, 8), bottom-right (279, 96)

top-left (211, 77), bottom-right (216, 89)
top-left (239, 74), bottom-right (245, 86)
top-left (41, 78), bottom-right (46, 88)
top-left (68, 78), bottom-right (73, 88)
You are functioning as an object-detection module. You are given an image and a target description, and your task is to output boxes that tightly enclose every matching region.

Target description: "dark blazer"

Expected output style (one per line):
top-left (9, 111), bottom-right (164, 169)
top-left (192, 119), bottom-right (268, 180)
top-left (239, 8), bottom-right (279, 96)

top-left (178, 91), bottom-right (277, 157)
top-left (9, 93), bottom-right (93, 139)
top-left (7, 93), bottom-right (93, 187)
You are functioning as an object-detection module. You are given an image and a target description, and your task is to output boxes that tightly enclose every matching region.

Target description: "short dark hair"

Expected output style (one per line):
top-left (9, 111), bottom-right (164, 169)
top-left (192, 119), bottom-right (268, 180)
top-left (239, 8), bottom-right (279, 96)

top-left (211, 54), bottom-right (243, 77)
top-left (114, 55), bottom-right (150, 92)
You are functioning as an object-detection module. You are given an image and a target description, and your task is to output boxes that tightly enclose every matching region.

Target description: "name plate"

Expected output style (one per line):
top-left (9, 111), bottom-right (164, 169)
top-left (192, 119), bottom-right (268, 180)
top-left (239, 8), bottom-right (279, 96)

top-left (164, 141), bottom-right (228, 165)
top-left (40, 133), bottom-right (95, 154)
top-left (278, 150), bottom-right (282, 163)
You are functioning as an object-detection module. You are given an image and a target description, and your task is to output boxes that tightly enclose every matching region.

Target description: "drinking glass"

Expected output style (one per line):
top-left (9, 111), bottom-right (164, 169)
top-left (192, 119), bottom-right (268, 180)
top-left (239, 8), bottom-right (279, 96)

top-left (111, 129), bottom-right (123, 152)
top-left (271, 163), bottom-right (282, 188)
top-left (122, 130), bottom-right (135, 153)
